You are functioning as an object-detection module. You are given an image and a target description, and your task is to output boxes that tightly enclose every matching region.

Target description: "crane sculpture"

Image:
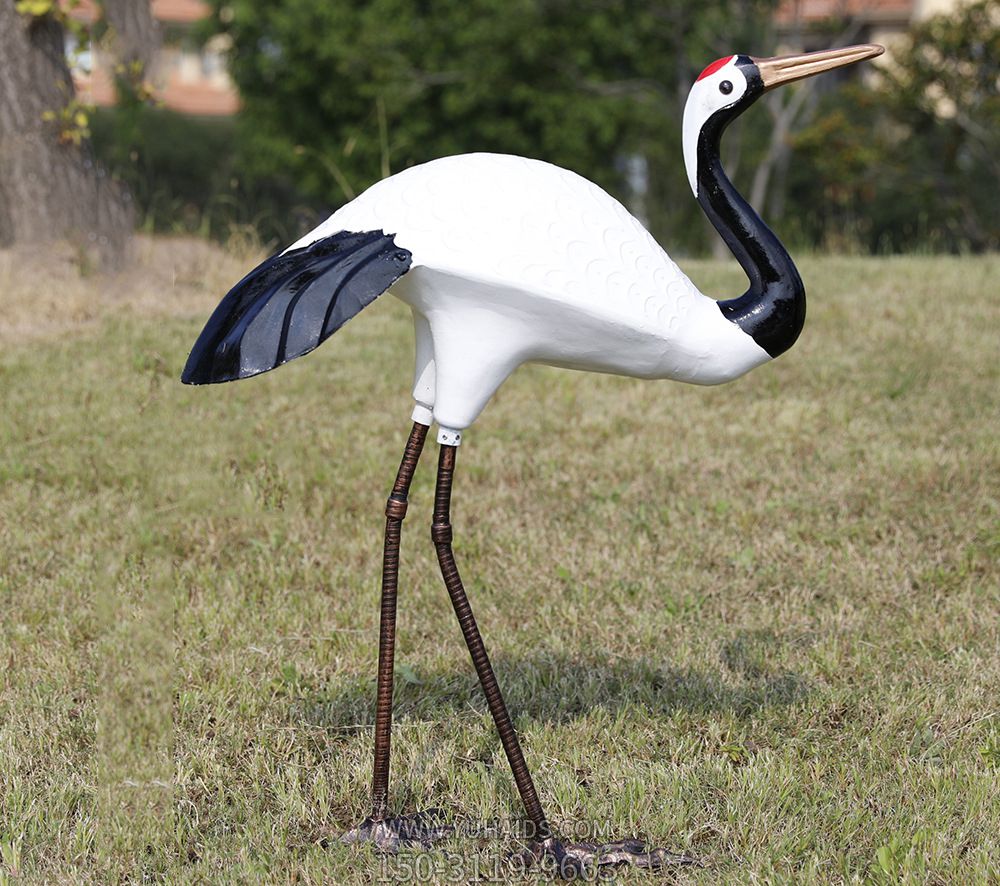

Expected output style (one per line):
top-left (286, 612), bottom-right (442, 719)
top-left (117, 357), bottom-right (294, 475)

top-left (182, 44), bottom-right (884, 876)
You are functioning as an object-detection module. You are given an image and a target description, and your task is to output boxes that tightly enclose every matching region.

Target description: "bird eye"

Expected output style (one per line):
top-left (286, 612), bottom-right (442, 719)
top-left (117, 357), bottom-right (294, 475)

top-left (719, 80), bottom-right (733, 95)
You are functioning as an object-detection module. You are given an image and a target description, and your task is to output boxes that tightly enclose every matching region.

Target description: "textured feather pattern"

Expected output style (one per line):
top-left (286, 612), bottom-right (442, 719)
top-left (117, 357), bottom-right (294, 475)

top-left (287, 155), bottom-right (769, 397)
top-left (181, 230), bottom-right (411, 385)
top-left (292, 154), bottom-right (703, 337)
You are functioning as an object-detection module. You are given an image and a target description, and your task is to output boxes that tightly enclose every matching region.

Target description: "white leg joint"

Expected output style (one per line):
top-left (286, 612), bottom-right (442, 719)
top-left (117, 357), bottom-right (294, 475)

top-left (437, 426), bottom-right (462, 446)
top-left (411, 402), bottom-right (434, 427)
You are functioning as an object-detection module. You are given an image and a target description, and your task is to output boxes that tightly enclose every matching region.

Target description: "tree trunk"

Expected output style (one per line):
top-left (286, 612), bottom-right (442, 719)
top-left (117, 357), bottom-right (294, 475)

top-left (102, 0), bottom-right (160, 87)
top-left (0, 4), bottom-right (133, 267)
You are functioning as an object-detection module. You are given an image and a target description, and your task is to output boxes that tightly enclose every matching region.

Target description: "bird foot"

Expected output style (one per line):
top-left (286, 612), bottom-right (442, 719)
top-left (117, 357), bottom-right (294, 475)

top-left (340, 808), bottom-right (454, 853)
top-left (515, 835), bottom-right (697, 879)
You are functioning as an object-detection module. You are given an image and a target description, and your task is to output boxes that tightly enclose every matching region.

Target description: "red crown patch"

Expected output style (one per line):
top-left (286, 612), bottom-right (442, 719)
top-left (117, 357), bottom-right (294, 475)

top-left (696, 56), bottom-right (734, 81)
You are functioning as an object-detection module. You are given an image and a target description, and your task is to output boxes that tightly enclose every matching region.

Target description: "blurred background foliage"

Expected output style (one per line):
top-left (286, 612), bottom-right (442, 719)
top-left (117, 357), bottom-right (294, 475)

top-left (789, 0), bottom-right (1000, 253)
top-left (89, 0), bottom-right (999, 254)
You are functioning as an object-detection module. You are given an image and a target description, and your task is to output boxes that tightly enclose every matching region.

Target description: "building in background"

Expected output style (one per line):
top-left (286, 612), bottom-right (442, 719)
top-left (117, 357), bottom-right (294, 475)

top-left (775, 0), bottom-right (964, 54)
top-left (66, 0), bottom-right (239, 116)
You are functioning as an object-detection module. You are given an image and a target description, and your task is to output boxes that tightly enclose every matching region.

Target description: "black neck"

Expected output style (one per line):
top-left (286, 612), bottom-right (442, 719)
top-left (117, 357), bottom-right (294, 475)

top-left (697, 89), bottom-right (806, 359)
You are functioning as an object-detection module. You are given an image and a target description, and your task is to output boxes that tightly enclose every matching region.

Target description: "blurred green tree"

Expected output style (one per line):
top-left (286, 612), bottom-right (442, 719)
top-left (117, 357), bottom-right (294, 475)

top-left (205, 0), bottom-right (775, 251)
top-left (788, 0), bottom-right (1000, 253)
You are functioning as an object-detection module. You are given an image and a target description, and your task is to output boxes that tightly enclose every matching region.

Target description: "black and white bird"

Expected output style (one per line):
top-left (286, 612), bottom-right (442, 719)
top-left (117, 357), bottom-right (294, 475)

top-left (183, 44), bottom-right (883, 875)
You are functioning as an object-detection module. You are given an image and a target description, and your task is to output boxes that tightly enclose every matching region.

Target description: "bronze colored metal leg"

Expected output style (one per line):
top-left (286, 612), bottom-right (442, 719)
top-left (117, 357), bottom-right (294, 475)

top-left (432, 443), bottom-right (697, 879)
top-left (341, 422), bottom-right (452, 852)
top-left (431, 444), bottom-right (552, 840)
top-left (371, 420), bottom-right (428, 819)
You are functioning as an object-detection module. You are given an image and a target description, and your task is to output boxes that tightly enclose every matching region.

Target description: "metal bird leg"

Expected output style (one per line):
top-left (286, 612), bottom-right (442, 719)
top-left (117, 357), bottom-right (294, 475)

top-left (372, 421), bottom-right (428, 818)
top-left (431, 443), bottom-right (553, 841)
top-left (344, 431), bottom-right (695, 872)
top-left (341, 421), bottom-right (453, 852)
top-left (432, 443), bottom-right (697, 879)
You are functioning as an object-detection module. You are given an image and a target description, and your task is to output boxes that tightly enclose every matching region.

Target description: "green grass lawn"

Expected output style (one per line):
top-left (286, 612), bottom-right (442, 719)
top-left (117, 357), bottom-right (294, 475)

top-left (1, 242), bottom-right (998, 884)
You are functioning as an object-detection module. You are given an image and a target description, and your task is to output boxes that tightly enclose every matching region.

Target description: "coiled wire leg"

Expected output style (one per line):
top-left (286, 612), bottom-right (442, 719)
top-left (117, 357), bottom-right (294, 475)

top-left (343, 430), bottom-right (695, 872)
top-left (371, 421), bottom-right (427, 818)
top-left (342, 422), bottom-right (451, 852)
top-left (431, 443), bottom-right (697, 879)
top-left (431, 444), bottom-right (553, 842)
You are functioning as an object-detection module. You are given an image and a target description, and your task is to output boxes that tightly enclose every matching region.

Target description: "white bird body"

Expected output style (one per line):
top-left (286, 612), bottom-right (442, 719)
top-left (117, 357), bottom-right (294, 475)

top-left (289, 152), bottom-right (769, 438)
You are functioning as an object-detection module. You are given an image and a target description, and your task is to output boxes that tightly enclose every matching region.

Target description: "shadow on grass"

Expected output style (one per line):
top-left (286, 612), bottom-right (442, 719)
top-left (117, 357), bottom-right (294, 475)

top-left (290, 638), bottom-right (810, 739)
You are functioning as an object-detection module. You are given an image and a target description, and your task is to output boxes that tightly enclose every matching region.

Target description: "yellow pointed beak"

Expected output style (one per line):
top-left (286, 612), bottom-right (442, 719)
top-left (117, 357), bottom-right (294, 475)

top-left (754, 44), bottom-right (884, 91)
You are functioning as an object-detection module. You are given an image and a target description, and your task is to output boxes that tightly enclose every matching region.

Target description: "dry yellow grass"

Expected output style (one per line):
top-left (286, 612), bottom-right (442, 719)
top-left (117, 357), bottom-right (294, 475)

top-left (0, 235), bottom-right (251, 344)
top-left (1, 238), bottom-right (998, 884)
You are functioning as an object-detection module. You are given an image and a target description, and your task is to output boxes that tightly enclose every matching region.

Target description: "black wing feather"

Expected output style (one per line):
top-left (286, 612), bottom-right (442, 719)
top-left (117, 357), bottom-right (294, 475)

top-left (181, 230), bottom-right (412, 385)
